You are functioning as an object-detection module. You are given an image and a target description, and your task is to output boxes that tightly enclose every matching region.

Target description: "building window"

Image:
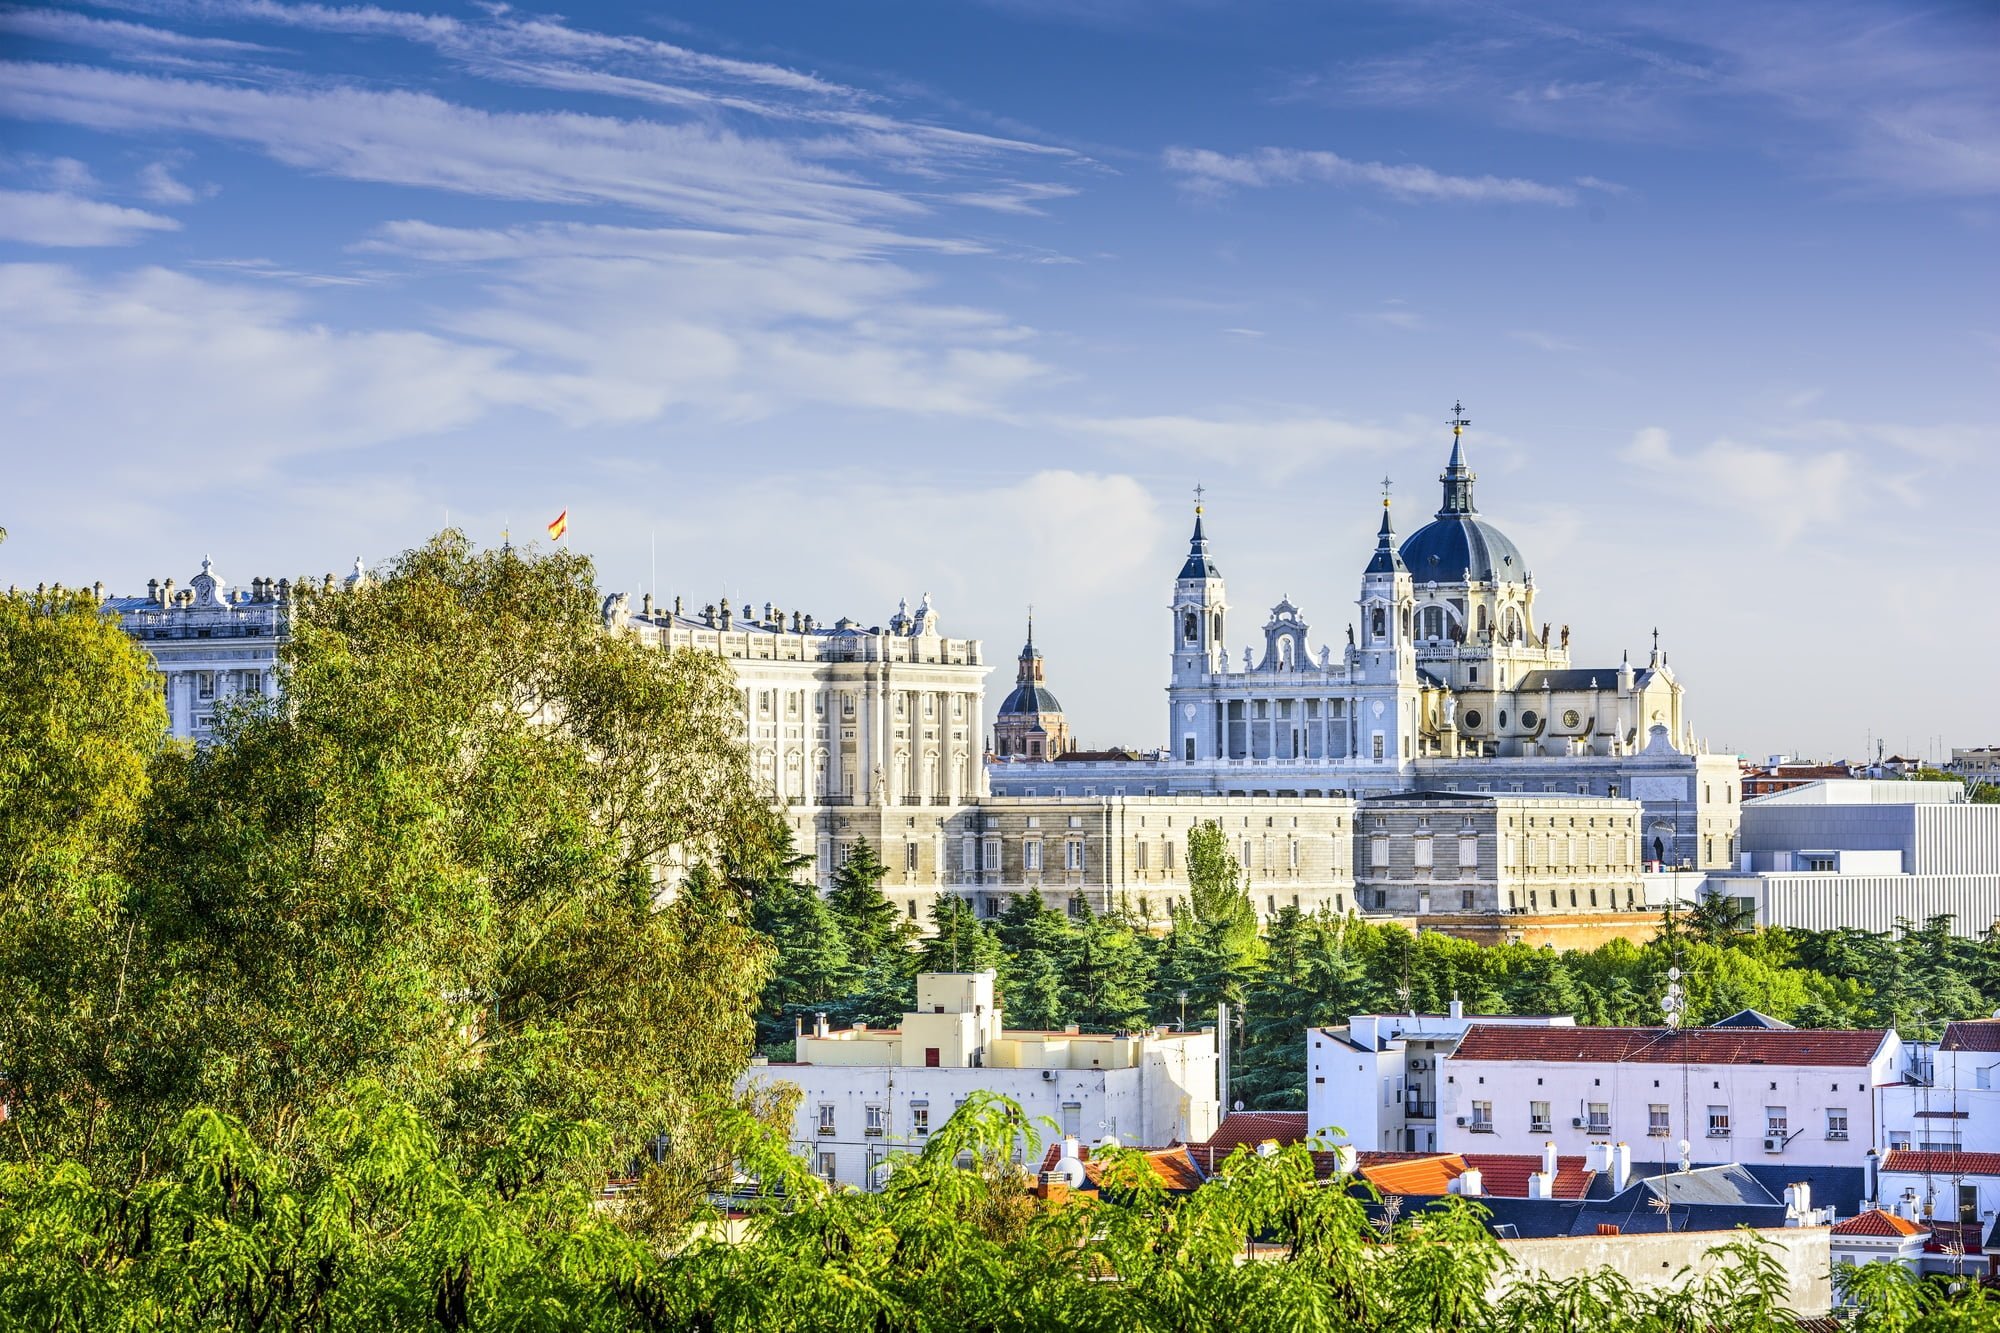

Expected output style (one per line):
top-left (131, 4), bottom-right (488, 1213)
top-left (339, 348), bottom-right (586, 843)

top-left (1707, 1107), bottom-right (1730, 1138)
top-left (905, 843), bottom-right (919, 873)
top-left (1460, 890), bottom-right (1474, 910)
top-left (1024, 841), bottom-right (1042, 872)
top-left (1587, 1103), bottom-right (1610, 1133)
top-left (1066, 841), bottom-right (1085, 872)
top-left (1165, 841), bottom-right (1178, 871)
top-left (1530, 1102), bottom-right (1551, 1134)
top-left (911, 1102), bottom-right (930, 1136)
top-left (1374, 889), bottom-right (1387, 910)
top-left (817, 1104), bottom-right (836, 1137)
top-left (1061, 1102), bottom-right (1082, 1137)
top-left (1413, 836), bottom-right (1434, 869)
top-left (1649, 1105), bottom-right (1670, 1137)
top-left (817, 1152), bottom-right (837, 1181)
top-left (982, 838), bottom-right (1000, 871)
top-left (1470, 1101), bottom-right (1493, 1132)
top-left (1137, 841), bottom-right (1150, 871)
top-left (865, 1105), bottom-right (886, 1138)
top-left (924, 1047), bottom-right (940, 1068)
top-left (1370, 835), bottom-right (1390, 869)
top-left (961, 836), bottom-right (976, 873)
top-left (1766, 1107), bottom-right (1787, 1140)
top-left (1827, 1108), bottom-right (1848, 1140)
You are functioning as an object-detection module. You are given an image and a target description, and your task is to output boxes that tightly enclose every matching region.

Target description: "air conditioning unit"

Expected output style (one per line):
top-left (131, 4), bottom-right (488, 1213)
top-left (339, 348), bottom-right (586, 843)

top-left (1455, 1116), bottom-right (1467, 1127)
top-left (1764, 1135), bottom-right (1785, 1153)
top-left (1409, 1058), bottom-right (1428, 1071)
top-left (1572, 1117), bottom-right (1586, 1128)
top-left (1040, 1070), bottom-right (1058, 1082)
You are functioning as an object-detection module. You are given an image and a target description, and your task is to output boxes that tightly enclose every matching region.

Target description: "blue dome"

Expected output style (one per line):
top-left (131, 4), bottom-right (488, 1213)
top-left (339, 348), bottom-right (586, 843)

top-left (1396, 425), bottom-right (1527, 583)
top-left (998, 683), bottom-right (1064, 715)
top-left (1399, 514), bottom-right (1526, 584)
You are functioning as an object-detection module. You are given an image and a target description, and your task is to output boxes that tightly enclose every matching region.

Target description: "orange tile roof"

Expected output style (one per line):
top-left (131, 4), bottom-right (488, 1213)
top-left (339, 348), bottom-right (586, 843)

top-left (1360, 1154), bottom-right (1468, 1197)
top-left (1451, 1024), bottom-right (1889, 1067)
top-left (1943, 1020), bottom-right (2000, 1053)
top-left (1832, 1209), bottom-right (1925, 1238)
top-left (1034, 1142), bottom-right (1205, 1192)
top-left (1882, 1151), bottom-right (2000, 1178)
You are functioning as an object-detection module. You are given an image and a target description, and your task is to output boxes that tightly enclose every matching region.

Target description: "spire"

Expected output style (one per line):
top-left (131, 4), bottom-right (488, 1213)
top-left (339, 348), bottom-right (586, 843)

top-left (1020, 608), bottom-right (1042, 666)
top-left (1439, 400), bottom-right (1477, 516)
top-left (1366, 479), bottom-right (1407, 574)
top-left (1178, 493), bottom-right (1221, 580)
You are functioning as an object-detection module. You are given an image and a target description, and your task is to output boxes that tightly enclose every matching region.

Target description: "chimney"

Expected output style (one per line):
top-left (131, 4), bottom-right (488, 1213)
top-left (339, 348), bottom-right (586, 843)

top-left (1611, 1141), bottom-right (1631, 1194)
top-left (1448, 997), bottom-right (1464, 1020)
top-left (1035, 1172), bottom-right (1070, 1206)
top-left (813, 1012), bottom-right (830, 1039)
top-left (1459, 1166), bottom-right (1483, 1197)
top-left (1528, 1170), bottom-right (1553, 1200)
top-left (1588, 1141), bottom-right (1613, 1174)
top-left (1542, 1140), bottom-right (1559, 1179)
top-left (1596, 1223), bottom-right (1620, 1236)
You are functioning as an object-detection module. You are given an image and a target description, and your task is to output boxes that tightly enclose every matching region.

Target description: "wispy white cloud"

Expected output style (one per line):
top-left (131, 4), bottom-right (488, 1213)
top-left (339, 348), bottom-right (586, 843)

top-left (137, 159), bottom-right (199, 203)
top-left (1509, 329), bottom-right (1581, 353)
top-left (1162, 145), bottom-right (1584, 205)
top-left (1621, 425), bottom-right (1858, 542)
top-left (0, 7), bottom-right (274, 56)
top-left (0, 61), bottom-right (934, 243)
top-left (1053, 410), bottom-right (1420, 479)
top-left (0, 189), bottom-right (180, 245)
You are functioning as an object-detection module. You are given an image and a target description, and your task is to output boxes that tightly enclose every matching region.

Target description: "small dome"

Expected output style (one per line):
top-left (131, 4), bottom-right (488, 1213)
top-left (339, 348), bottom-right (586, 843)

top-left (998, 683), bottom-right (1064, 716)
top-left (1399, 514), bottom-right (1526, 584)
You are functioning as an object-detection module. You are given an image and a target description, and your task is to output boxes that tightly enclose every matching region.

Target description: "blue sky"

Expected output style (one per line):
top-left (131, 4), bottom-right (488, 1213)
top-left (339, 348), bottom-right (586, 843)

top-left (2, 0), bottom-right (1995, 760)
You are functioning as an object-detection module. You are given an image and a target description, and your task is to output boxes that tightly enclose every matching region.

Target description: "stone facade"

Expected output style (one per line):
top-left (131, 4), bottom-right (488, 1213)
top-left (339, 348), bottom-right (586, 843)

top-left (1353, 792), bottom-right (1645, 917)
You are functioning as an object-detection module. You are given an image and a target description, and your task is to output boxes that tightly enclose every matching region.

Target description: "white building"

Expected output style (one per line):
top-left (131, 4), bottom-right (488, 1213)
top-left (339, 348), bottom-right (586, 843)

top-left (1710, 779), bottom-right (2000, 938)
top-left (1434, 1023), bottom-right (1904, 1170)
top-left (99, 558), bottom-right (297, 741)
top-left (742, 970), bottom-right (1220, 1189)
top-left (1307, 1003), bottom-right (1577, 1152)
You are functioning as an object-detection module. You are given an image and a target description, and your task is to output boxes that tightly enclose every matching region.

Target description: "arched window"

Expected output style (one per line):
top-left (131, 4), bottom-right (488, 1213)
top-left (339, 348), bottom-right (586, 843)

top-left (1183, 611), bottom-right (1198, 642)
top-left (1371, 607), bottom-right (1385, 638)
top-left (1213, 611), bottom-right (1224, 642)
top-left (1476, 606), bottom-right (1489, 636)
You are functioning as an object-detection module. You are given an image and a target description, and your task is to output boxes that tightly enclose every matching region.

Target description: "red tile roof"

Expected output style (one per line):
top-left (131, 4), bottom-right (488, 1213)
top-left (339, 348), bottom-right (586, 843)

top-left (1883, 1151), bottom-right (2000, 1178)
top-left (1464, 1153), bottom-right (1594, 1200)
top-left (1943, 1020), bottom-right (2000, 1053)
top-left (1191, 1112), bottom-right (1309, 1155)
top-left (1926, 1221), bottom-right (1987, 1255)
top-left (1831, 1209), bottom-right (1925, 1238)
top-left (1449, 1024), bottom-right (1889, 1067)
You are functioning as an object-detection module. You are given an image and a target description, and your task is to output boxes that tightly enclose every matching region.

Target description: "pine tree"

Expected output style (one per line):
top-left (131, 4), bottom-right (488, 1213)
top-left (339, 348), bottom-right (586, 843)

top-left (917, 894), bottom-right (1005, 976)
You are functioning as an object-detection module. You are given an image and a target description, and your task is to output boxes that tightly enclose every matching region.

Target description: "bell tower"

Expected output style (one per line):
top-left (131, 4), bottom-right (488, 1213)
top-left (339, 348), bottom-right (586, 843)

top-left (1168, 491), bottom-right (1227, 763)
top-left (1350, 481), bottom-right (1418, 766)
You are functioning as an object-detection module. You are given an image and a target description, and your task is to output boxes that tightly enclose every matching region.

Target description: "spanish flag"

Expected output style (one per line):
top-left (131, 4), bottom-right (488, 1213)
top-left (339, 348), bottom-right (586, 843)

top-left (547, 510), bottom-right (568, 541)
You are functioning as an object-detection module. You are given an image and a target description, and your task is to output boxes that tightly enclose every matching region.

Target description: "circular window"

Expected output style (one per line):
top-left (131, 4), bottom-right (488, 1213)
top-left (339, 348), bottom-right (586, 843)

top-left (1563, 709), bottom-right (1581, 728)
top-left (1463, 710), bottom-right (1482, 730)
top-left (1521, 710), bottom-right (1538, 729)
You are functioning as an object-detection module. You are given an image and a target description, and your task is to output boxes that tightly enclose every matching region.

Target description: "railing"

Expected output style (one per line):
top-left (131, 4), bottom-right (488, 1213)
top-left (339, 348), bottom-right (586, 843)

top-left (1707, 1128), bottom-right (1731, 1138)
top-left (1530, 1122), bottom-right (1552, 1135)
top-left (1406, 1101), bottom-right (1437, 1119)
top-left (817, 1125), bottom-right (837, 1137)
top-left (1470, 1121), bottom-right (1495, 1134)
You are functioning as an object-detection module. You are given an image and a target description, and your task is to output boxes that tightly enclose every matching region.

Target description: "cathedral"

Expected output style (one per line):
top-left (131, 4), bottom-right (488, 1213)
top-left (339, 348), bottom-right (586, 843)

top-left (990, 410), bottom-right (1744, 874)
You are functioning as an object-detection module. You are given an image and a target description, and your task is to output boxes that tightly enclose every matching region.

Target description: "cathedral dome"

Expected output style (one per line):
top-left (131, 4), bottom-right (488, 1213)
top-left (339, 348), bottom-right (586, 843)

top-left (1399, 513), bottom-right (1526, 584)
top-left (997, 682), bottom-right (1064, 716)
top-left (1397, 419), bottom-right (1528, 584)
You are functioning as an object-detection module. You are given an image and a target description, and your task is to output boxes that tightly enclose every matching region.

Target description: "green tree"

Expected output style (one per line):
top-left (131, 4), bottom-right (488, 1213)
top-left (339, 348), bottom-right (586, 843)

top-left (917, 894), bottom-right (1005, 976)
top-left (0, 587), bottom-right (169, 1167)
top-left (118, 533), bottom-right (773, 1180)
top-left (1066, 900), bottom-right (1154, 1032)
top-left (994, 891), bottom-right (1076, 1030)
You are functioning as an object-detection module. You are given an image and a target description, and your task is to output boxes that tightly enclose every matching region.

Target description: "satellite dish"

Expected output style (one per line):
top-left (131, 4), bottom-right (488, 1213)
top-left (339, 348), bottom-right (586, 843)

top-left (1668, 967), bottom-right (1682, 981)
top-left (1234, 1100), bottom-right (1244, 1111)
